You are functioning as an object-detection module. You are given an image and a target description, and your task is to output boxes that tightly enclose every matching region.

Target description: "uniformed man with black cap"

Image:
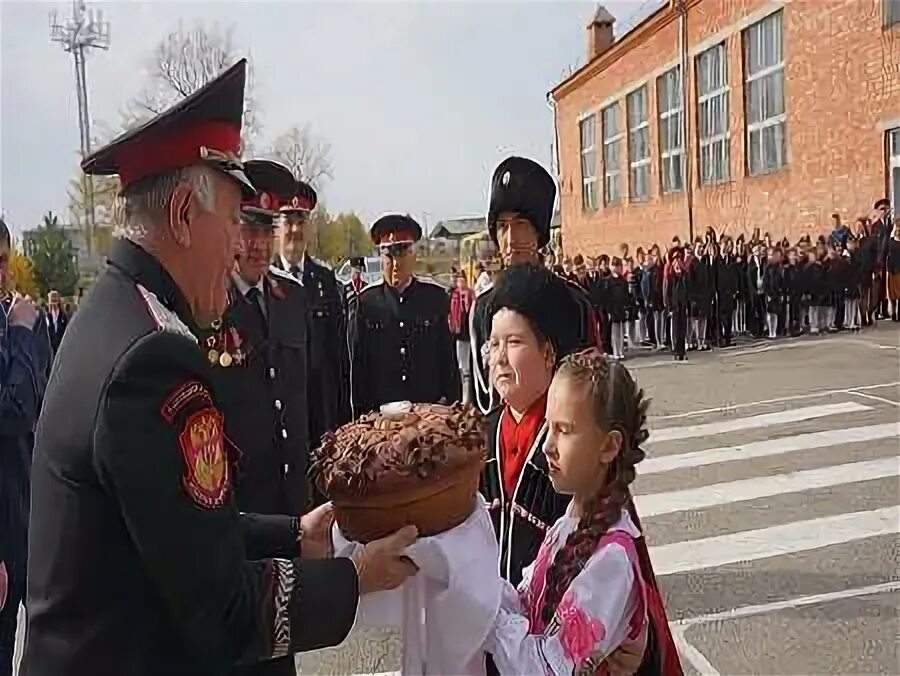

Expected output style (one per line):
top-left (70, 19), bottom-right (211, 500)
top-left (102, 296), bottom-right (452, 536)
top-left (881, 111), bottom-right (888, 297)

top-left (469, 156), bottom-right (600, 415)
top-left (204, 160), bottom-right (316, 528)
top-left (348, 214), bottom-right (459, 416)
top-left (21, 60), bottom-right (418, 676)
top-left (272, 181), bottom-right (349, 456)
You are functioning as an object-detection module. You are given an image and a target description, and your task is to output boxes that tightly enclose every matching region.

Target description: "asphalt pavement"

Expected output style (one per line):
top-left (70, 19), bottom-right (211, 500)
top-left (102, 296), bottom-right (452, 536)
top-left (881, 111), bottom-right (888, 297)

top-left (632, 322), bottom-right (900, 675)
top-left (13, 322), bottom-right (900, 675)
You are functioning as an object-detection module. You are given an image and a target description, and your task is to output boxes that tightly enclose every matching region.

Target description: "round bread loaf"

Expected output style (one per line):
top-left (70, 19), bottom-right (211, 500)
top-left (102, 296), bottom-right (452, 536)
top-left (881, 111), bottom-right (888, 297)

top-left (312, 402), bottom-right (487, 543)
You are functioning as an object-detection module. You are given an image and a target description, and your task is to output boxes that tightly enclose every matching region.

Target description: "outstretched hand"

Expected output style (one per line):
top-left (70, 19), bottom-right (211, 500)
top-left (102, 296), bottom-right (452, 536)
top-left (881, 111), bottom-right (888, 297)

top-left (607, 624), bottom-right (647, 676)
top-left (299, 503), bottom-right (336, 560)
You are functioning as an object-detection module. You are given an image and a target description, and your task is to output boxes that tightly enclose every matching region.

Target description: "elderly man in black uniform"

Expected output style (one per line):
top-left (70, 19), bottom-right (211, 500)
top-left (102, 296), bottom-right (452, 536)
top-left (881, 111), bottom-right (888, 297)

top-left (21, 60), bottom-right (418, 676)
top-left (469, 156), bottom-right (600, 415)
top-left (207, 159), bottom-right (314, 676)
top-left (348, 214), bottom-right (459, 417)
top-left (0, 220), bottom-right (51, 676)
top-left (272, 180), bottom-right (349, 455)
top-left (205, 159), bottom-right (314, 524)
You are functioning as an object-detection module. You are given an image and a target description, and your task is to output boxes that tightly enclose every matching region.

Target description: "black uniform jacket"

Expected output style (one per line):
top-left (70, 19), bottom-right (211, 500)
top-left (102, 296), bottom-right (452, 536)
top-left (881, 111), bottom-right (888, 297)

top-left (204, 268), bottom-right (313, 517)
top-left (479, 409), bottom-right (568, 586)
top-left (469, 277), bottom-right (598, 415)
top-left (272, 255), bottom-right (349, 446)
top-left (348, 276), bottom-right (458, 416)
top-left (22, 240), bottom-right (358, 676)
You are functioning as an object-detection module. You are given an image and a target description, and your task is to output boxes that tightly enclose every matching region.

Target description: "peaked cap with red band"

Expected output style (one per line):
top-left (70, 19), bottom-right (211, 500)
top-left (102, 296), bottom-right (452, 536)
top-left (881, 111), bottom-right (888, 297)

top-left (241, 159), bottom-right (297, 228)
top-left (280, 179), bottom-right (318, 214)
top-left (81, 59), bottom-right (255, 198)
top-left (370, 213), bottom-right (423, 246)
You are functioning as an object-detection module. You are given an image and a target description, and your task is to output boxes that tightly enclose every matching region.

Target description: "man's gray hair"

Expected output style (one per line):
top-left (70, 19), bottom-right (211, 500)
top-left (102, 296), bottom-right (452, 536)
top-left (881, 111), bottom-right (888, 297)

top-left (113, 164), bottom-right (217, 240)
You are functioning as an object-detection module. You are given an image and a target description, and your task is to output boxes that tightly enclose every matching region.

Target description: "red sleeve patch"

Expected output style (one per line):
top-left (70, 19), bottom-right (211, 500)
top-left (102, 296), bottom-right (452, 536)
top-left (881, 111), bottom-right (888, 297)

top-left (178, 408), bottom-right (231, 509)
top-left (161, 380), bottom-right (213, 423)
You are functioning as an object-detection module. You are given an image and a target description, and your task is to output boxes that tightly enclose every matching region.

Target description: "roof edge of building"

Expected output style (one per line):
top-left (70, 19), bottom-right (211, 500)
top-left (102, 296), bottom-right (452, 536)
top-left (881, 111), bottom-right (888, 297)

top-left (549, 0), bottom-right (684, 103)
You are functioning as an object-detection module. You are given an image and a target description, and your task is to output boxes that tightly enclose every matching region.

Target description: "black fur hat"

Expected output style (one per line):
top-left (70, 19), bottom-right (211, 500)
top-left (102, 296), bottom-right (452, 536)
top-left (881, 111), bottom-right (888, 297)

top-left (481, 263), bottom-right (583, 360)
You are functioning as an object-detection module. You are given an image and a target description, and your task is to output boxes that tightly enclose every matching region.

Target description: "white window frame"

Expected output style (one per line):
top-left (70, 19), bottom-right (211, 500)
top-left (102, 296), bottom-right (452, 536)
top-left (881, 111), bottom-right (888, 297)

top-left (602, 103), bottom-right (624, 205)
top-left (579, 115), bottom-right (598, 212)
top-left (657, 66), bottom-right (684, 194)
top-left (884, 0), bottom-right (900, 27)
top-left (627, 86), bottom-right (651, 202)
top-left (697, 42), bottom-right (731, 186)
top-left (744, 10), bottom-right (787, 176)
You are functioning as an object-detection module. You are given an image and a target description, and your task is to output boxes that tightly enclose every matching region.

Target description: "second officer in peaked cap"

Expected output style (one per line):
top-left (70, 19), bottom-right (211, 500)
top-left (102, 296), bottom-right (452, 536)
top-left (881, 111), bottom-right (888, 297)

top-left (469, 156), bottom-right (602, 415)
top-left (22, 60), bottom-right (417, 676)
top-left (347, 213), bottom-right (459, 416)
top-left (274, 178), bottom-right (350, 467)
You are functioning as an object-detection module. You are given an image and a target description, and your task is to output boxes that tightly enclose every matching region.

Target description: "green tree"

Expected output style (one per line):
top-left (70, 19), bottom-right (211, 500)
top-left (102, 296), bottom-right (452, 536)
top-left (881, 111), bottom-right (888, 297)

top-left (315, 211), bottom-right (371, 263)
top-left (28, 212), bottom-right (79, 297)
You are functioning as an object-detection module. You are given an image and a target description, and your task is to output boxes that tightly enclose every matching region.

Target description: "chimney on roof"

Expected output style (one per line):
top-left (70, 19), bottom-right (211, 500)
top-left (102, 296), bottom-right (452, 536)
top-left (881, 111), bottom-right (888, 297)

top-left (587, 5), bottom-right (616, 61)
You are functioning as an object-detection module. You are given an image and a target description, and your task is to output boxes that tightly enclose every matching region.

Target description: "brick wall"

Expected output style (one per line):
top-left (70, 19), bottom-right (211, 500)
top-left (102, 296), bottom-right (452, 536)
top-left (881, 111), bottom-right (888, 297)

top-left (553, 0), bottom-right (900, 257)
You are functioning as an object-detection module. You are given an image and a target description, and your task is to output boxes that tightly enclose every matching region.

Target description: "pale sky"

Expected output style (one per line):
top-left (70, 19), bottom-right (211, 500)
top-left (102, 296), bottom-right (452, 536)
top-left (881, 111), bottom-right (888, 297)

top-left (0, 0), bottom-right (663, 236)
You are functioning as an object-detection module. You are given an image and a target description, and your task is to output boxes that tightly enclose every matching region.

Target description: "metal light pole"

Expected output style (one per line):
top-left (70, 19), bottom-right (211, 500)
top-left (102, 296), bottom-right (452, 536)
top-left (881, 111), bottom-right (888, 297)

top-left (50, 0), bottom-right (110, 257)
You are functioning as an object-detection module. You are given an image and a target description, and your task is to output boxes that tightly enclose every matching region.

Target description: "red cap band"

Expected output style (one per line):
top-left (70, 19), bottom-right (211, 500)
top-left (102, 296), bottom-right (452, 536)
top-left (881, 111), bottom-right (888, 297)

top-left (243, 190), bottom-right (280, 211)
top-left (116, 120), bottom-right (241, 187)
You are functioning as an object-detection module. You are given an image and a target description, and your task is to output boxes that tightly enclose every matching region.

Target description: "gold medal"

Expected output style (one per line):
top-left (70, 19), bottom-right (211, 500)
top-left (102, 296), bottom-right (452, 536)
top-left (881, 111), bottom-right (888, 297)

top-left (208, 349), bottom-right (220, 364)
top-left (219, 351), bottom-right (233, 368)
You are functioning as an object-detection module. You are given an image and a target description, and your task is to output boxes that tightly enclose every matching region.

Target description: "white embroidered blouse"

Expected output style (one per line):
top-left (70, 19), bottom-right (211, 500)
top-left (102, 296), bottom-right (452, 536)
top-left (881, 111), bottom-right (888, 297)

top-left (485, 505), bottom-right (647, 675)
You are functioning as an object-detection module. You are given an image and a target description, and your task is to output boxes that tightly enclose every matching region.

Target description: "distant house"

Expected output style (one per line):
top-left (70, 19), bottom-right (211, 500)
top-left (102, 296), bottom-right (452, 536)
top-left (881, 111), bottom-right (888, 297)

top-left (430, 217), bottom-right (488, 241)
top-left (431, 211), bottom-right (561, 241)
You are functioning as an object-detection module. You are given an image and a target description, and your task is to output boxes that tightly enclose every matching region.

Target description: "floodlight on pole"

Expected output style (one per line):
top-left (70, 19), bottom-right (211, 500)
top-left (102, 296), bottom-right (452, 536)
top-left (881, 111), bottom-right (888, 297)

top-left (49, 0), bottom-right (110, 258)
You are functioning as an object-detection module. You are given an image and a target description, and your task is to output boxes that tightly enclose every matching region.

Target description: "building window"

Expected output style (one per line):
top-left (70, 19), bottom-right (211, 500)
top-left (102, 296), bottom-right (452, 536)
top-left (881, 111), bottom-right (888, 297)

top-left (657, 66), bottom-right (684, 193)
top-left (890, 128), bottom-right (899, 214)
top-left (885, 0), bottom-right (900, 27)
top-left (579, 115), bottom-right (598, 211)
top-left (744, 10), bottom-right (786, 175)
top-left (697, 43), bottom-right (731, 185)
top-left (627, 86), bottom-right (650, 201)
top-left (602, 104), bottom-right (624, 205)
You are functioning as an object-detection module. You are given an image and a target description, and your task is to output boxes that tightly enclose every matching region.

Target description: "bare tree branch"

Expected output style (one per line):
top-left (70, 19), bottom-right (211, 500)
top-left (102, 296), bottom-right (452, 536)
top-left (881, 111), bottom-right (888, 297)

top-left (269, 124), bottom-right (334, 189)
top-left (129, 21), bottom-right (262, 150)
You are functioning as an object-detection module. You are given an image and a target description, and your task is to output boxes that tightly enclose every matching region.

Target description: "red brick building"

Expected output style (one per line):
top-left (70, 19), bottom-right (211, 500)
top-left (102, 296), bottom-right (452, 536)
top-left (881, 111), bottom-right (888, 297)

top-left (550, 0), bottom-right (900, 256)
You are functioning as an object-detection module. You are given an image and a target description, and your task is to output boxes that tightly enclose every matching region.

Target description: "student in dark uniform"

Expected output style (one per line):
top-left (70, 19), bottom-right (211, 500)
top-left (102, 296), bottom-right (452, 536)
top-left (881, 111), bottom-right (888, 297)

top-left (204, 159), bottom-right (315, 532)
top-left (715, 243), bottom-right (739, 347)
top-left (688, 244), bottom-right (714, 351)
top-left (666, 251), bottom-right (691, 361)
top-left (470, 156), bottom-right (600, 415)
top-left (605, 257), bottom-right (629, 360)
top-left (343, 257), bottom-right (366, 309)
top-left (762, 249), bottom-right (784, 339)
top-left (782, 248), bottom-right (802, 336)
top-left (21, 61), bottom-right (417, 676)
top-left (0, 220), bottom-right (51, 676)
top-left (273, 179), bottom-right (350, 451)
top-left (348, 213), bottom-right (459, 416)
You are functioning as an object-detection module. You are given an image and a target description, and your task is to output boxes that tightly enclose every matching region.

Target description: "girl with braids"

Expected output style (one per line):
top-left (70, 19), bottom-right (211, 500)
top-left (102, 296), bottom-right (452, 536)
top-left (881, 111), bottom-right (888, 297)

top-left (485, 350), bottom-right (682, 676)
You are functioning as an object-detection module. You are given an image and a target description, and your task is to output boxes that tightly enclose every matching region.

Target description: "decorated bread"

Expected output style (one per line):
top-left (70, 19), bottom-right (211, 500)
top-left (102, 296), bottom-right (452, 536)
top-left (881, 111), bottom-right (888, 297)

top-left (312, 401), bottom-right (487, 543)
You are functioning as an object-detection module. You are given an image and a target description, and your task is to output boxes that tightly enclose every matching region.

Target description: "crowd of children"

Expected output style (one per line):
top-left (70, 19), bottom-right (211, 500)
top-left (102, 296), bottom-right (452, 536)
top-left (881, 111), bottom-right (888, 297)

top-left (554, 201), bottom-right (900, 362)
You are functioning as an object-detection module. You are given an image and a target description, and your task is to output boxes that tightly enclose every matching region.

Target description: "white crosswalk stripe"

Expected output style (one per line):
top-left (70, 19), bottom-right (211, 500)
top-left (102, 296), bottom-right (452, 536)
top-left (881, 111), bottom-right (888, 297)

top-left (637, 393), bottom-right (900, 674)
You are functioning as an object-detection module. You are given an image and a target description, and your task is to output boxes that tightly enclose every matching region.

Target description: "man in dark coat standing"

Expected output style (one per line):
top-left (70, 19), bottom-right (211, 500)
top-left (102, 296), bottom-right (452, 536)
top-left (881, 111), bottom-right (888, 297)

top-left (21, 60), bottom-right (417, 676)
top-left (272, 181), bottom-right (349, 450)
top-left (45, 290), bottom-right (68, 355)
top-left (0, 220), bottom-right (50, 676)
top-left (348, 213), bottom-right (459, 416)
top-left (469, 156), bottom-right (600, 415)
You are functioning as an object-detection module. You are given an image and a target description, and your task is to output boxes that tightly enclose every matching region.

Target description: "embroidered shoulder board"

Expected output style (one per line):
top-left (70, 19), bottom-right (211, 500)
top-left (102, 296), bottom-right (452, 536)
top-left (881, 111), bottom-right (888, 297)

top-left (137, 284), bottom-right (197, 344)
top-left (267, 265), bottom-right (302, 286)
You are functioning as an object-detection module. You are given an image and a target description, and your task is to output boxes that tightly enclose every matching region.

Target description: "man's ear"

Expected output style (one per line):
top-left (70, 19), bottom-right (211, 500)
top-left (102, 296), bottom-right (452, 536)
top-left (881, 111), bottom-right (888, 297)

top-left (167, 182), bottom-right (194, 248)
top-left (599, 429), bottom-right (623, 464)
